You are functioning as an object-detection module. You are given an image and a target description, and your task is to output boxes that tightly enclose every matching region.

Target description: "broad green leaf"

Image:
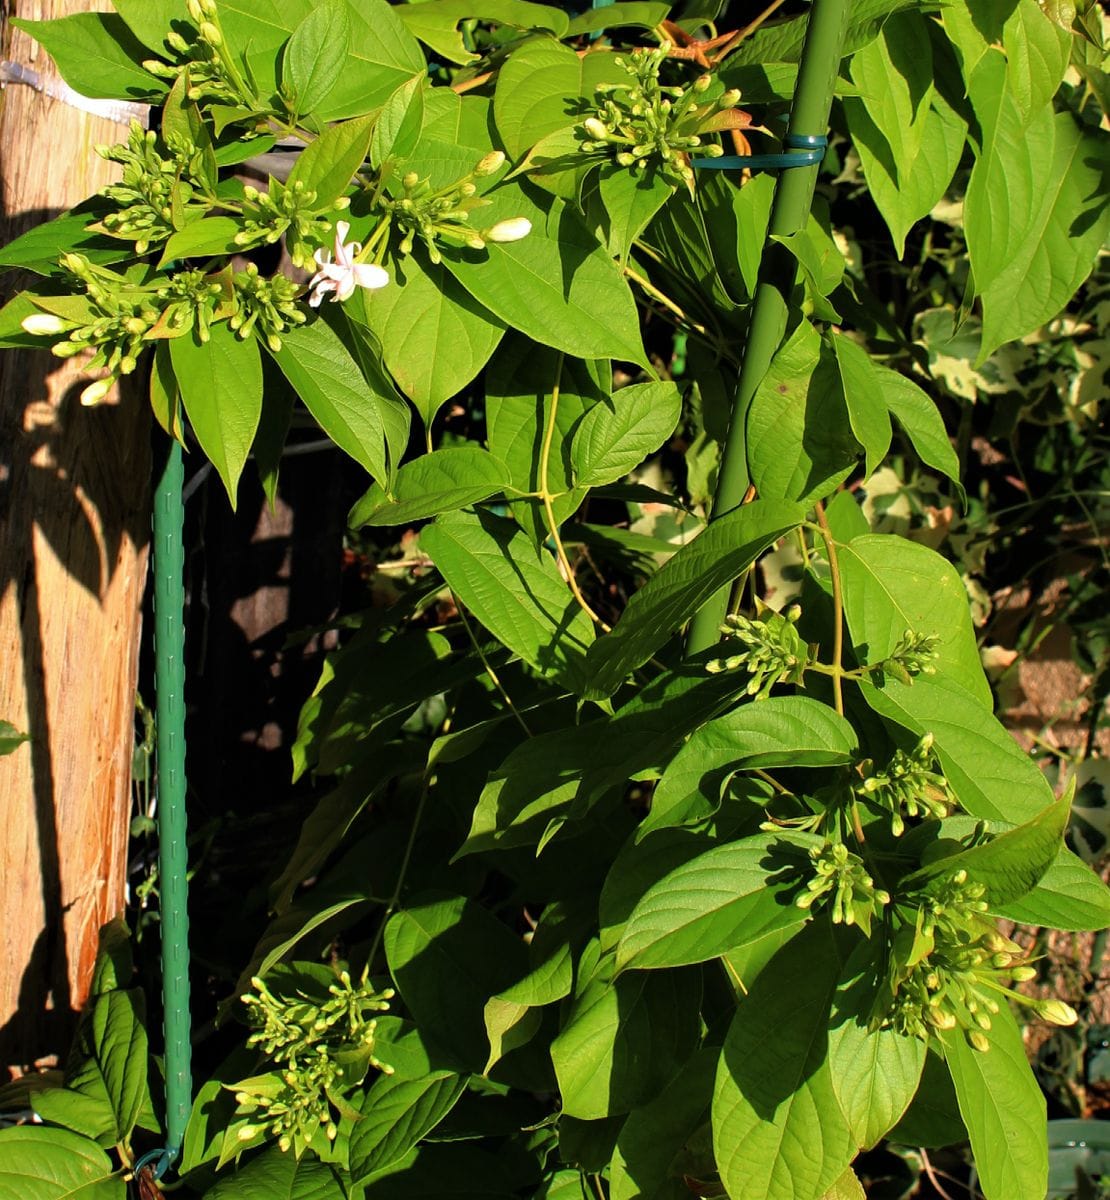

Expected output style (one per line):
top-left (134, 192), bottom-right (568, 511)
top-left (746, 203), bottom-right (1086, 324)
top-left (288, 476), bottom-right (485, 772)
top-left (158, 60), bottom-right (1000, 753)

top-left (355, 252), bottom-right (505, 426)
top-left (646, 698), bottom-right (858, 836)
top-left (616, 832), bottom-right (820, 970)
top-left (1001, 0), bottom-right (1071, 122)
top-left (827, 1019), bottom-right (924, 1150)
top-left (877, 367), bottom-right (961, 486)
top-left (483, 999), bottom-right (543, 1074)
top-left (747, 323), bottom-right (860, 504)
top-left (421, 510), bottom-right (595, 692)
top-left (0, 1126), bottom-right (122, 1199)
top-left (0, 205), bottom-right (131, 277)
top-left (493, 40), bottom-right (626, 158)
top-left (0, 720), bottom-right (29, 757)
top-left (111, 0), bottom-right (187, 52)
top-left (271, 319), bottom-right (409, 483)
top-left (441, 185), bottom-right (645, 364)
top-left (384, 893), bottom-right (529, 1071)
top-left (888, 1045), bottom-right (967, 1148)
top-left (349, 1071), bottom-right (468, 1183)
top-left (169, 324), bottom-right (262, 505)
top-left (698, 171), bottom-right (775, 300)
top-left (370, 75), bottom-right (426, 168)
top-left (940, 1006), bottom-right (1047, 1200)
top-left (995, 845), bottom-right (1110, 930)
top-left (838, 534), bottom-right (990, 705)
top-left (282, 0), bottom-right (351, 117)
top-left (610, 1049), bottom-right (717, 1200)
top-left (160, 216), bottom-right (241, 265)
top-left (551, 965), bottom-right (700, 1119)
top-left (861, 674), bottom-right (1054, 824)
top-left (820, 1169), bottom-right (866, 1200)
top-left (905, 790), bottom-right (1072, 906)
top-left (64, 989), bottom-right (148, 1145)
top-left (285, 113), bottom-right (376, 209)
top-left (595, 166), bottom-right (674, 263)
top-left (770, 224), bottom-right (844, 322)
top-left (712, 924), bottom-right (857, 1200)
top-left (583, 499), bottom-right (804, 699)
top-left (401, 0), bottom-right (569, 66)
top-left (830, 334), bottom-right (891, 480)
top-left (349, 447), bottom-right (510, 527)
top-left (965, 53), bottom-right (1110, 359)
top-left (565, 2), bottom-right (670, 35)
top-left (204, 1145), bottom-right (346, 1199)
top-left (572, 382), bottom-right (682, 488)
top-left (32, 1088), bottom-right (117, 1145)
top-left (10, 14), bottom-right (165, 101)
top-left (497, 903), bottom-right (578, 1008)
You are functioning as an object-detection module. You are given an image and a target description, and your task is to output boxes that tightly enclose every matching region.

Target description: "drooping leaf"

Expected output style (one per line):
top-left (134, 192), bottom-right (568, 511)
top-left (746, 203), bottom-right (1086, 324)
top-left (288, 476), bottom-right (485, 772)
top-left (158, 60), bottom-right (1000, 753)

top-left (564, 2), bottom-right (670, 36)
top-left (995, 845), bottom-right (1110, 931)
top-left (572, 382), bottom-right (683, 488)
top-left (349, 447), bottom-right (510, 527)
top-left (204, 1145), bottom-right (347, 1199)
top-left (830, 333), bottom-right (892, 480)
top-left (827, 1018), bottom-right (925, 1150)
top-left (0, 1125), bottom-right (123, 1199)
top-left (401, 0), bottom-right (569, 66)
top-left (877, 367), bottom-right (961, 487)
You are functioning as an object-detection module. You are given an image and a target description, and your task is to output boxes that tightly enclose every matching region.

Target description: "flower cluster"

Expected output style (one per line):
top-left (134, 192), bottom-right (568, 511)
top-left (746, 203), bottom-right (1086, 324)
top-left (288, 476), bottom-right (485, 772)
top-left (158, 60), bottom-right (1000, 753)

top-left (855, 733), bottom-right (956, 836)
top-left (143, 0), bottom-right (257, 110)
top-left (706, 604), bottom-right (813, 697)
top-left (577, 48), bottom-right (739, 190)
top-left (234, 967), bottom-right (394, 1154)
top-left (878, 871), bottom-right (1077, 1048)
top-left (230, 262), bottom-right (307, 347)
top-left (796, 841), bottom-right (891, 936)
top-left (153, 267), bottom-right (229, 342)
top-left (94, 123), bottom-right (211, 254)
top-left (233, 178), bottom-right (349, 271)
top-left (881, 629), bottom-right (940, 684)
top-left (305, 221), bottom-right (389, 308)
top-left (383, 152), bottom-right (531, 264)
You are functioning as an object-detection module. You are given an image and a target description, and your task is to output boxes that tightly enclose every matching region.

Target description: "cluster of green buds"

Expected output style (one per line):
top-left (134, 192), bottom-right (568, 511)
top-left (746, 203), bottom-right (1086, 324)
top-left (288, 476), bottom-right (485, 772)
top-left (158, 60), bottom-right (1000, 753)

top-left (577, 48), bottom-right (742, 190)
top-left (706, 604), bottom-right (813, 698)
top-left (229, 263), bottom-right (305, 351)
top-left (383, 152), bottom-right (532, 264)
top-left (234, 967), bottom-right (395, 1153)
top-left (881, 629), bottom-right (940, 685)
top-left (855, 733), bottom-right (956, 836)
top-left (796, 841), bottom-right (891, 936)
top-left (235, 179), bottom-right (349, 270)
top-left (143, 0), bottom-right (256, 110)
top-left (878, 871), bottom-right (1077, 1048)
top-left (151, 266), bottom-right (229, 342)
top-left (93, 123), bottom-right (211, 254)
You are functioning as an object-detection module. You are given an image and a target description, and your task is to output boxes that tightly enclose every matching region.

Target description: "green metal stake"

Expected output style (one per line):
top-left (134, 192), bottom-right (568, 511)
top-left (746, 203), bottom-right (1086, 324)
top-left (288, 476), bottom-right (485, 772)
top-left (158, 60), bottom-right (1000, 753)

top-left (686, 0), bottom-right (850, 656)
top-left (152, 438), bottom-right (192, 1175)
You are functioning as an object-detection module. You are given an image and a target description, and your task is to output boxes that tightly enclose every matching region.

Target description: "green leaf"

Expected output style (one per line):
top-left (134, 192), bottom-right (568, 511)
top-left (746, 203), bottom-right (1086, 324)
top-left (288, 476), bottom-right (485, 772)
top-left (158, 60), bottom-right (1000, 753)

top-left (0, 1126), bottom-right (122, 1199)
top-left (271, 319), bottom-right (409, 483)
top-left (111, 0), bottom-right (187, 52)
top-left (906, 789), bottom-right (1072, 906)
top-left (350, 447), bottom-right (510, 527)
top-left (616, 832), bottom-right (820, 970)
top-left (0, 720), bottom-right (29, 757)
top-left (837, 534), bottom-right (990, 705)
top-left (401, 0), bottom-right (569, 66)
top-left (827, 1019), bottom-right (924, 1150)
top-left (354, 252), bottom-right (504, 426)
top-left (565, 2), bottom-right (670, 35)
top-left (877, 367), bottom-right (961, 487)
top-left (493, 39), bottom-right (626, 158)
top-left (820, 1169), bottom-right (867, 1200)
top-left (0, 205), bottom-right (132, 277)
top-left (11, 14), bottom-right (165, 101)
top-left (646, 698), bottom-right (858, 836)
top-left (571, 382), bottom-right (682, 489)
top-left (420, 510), bottom-right (595, 693)
top-left (698, 172), bottom-right (775, 300)
top-left (65, 989), bottom-right (149, 1145)
top-left (283, 0), bottom-right (351, 117)
top-left (940, 1006), bottom-right (1047, 1200)
top-left (384, 893), bottom-right (529, 1072)
top-left (370, 75), bottom-right (427, 168)
top-left (594, 166), bottom-right (675, 264)
top-left (551, 965), bottom-right (700, 1119)
top-left (995, 845), bottom-right (1110, 931)
top-left (1001, 0), bottom-right (1071, 123)
top-left (349, 1071), bottom-right (468, 1183)
top-left (610, 1048), bottom-right (717, 1200)
top-left (169, 324), bottom-right (262, 505)
top-left (204, 1144), bottom-right (347, 1198)
top-left (830, 333), bottom-right (892, 480)
top-left (888, 1046), bottom-right (967, 1148)
top-left (582, 499), bottom-right (804, 699)
top-left (32, 1089), bottom-right (118, 1145)
top-left (861, 674), bottom-right (1054, 824)
top-left (286, 113), bottom-right (376, 209)
top-left (747, 322), bottom-right (860, 504)
top-left (712, 924), bottom-right (857, 1200)
top-left (441, 185), bottom-right (645, 364)
top-left (483, 999), bottom-right (543, 1074)
top-left (965, 53), bottom-right (1110, 359)
top-left (160, 216), bottom-right (241, 265)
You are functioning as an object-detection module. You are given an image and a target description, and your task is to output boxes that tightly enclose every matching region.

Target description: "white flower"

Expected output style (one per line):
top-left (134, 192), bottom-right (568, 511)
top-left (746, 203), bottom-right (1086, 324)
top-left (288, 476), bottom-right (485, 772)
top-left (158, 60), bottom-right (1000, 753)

top-left (306, 221), bottom-right (389, 307)
top-left (483, 217), bottom-right (532, 244)
top-left (21, 313), bottom-right (68, 336)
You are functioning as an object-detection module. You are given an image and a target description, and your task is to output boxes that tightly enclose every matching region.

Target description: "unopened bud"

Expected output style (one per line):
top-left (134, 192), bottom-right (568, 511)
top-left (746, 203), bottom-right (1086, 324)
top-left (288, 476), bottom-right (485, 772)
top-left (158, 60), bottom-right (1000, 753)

top-left (1038, 999), bottom-right (1078, 1026)
top-left (199, 19), bottom-right (221, 43)
top-left (967, 1030), bottom-right (990, 1052)
top-left (583, 118), bottom-right (610, 141)
top-left (483, 217), bottom-right (532, 244)
top-left (80, 377), bottom-right (114, 407)
top-left (21, 313), bottom-right (68, 336)
top-left (693, 74), bottom-right (711, 92)
top-left (1010, 966), bottom-right (1037, 982)
top-left (719, 88), bottom-right (742, 108)
top-left (475, 150), bottom-right (505, 176)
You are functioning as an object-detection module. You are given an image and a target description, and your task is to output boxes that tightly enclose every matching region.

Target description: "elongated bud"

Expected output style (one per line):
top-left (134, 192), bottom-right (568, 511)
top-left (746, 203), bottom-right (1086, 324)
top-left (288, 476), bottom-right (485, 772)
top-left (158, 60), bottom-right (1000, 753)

top-left (483, 217), bottom-right (532, 243)
top-left (1038, 999), bottom-right (1078, 1026)
top-left (21, 313), bottom-right (68, 336)
top-left (199, 0), bottom-right (218, 15)
top-left (693, 74), bottom-right (711, 92)
top-left (199, 21), bottom-right (222, 43)
top-left (187, 0), bottom-right (204, 20)
top-left (80, 376), bottom-right (114, 407)
top-left (1010, 965), bottom-right (1037, 982)
top-left (967, 1030), bottom-right (990, 1052)
top-left (474, 150), bottom-right (505, 176)
top-left (583, 117), bottom-right (610, 142)
top-left (719, 88), bottom-right (742, 108)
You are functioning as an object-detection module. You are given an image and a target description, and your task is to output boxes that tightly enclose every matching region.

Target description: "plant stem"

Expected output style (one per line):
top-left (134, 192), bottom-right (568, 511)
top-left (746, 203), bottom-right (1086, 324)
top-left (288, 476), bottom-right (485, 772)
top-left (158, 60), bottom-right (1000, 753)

top-left (685, 0), bottom-right (851, 656)
top-left (813, 500), bottom-right (844, 717)
top-left (455, 594), bottom-right (532, 735)
top-left (623, 264), bottom-right (712, 341)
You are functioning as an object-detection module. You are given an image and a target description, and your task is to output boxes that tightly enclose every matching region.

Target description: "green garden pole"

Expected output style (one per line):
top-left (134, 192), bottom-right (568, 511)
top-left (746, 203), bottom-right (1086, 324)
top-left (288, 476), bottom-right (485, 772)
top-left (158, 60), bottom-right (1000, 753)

top-left (686, 0), bottom-right (850, 655)
top-left (151, 439), bottom-right (192, 1175)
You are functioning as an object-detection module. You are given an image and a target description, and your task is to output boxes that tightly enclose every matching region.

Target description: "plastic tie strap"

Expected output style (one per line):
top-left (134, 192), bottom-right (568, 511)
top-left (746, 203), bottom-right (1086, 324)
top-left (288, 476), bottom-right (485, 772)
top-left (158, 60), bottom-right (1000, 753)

top-left (691, 132), bottom-right (828, 172)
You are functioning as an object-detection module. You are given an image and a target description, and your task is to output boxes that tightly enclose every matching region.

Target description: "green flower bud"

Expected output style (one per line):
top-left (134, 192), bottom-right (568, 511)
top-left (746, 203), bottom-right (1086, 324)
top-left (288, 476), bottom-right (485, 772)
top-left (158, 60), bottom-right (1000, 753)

top-left (199, 19), bottom-right (222, 44)
top-left (967, 1030), bottom-right (990, 1053)
top-left (483, 217), bottom-right (532, 243)
top-left (583, 117), bottom-right (610, 142)
top-left (21, 313), bottom-right (69, 336)
top-left (1038, 999), bottom-right (1078, 1026)
top-left (475, 150), bottom-right (506, 176)
top-left (80, 377), bottom-right (114, 407)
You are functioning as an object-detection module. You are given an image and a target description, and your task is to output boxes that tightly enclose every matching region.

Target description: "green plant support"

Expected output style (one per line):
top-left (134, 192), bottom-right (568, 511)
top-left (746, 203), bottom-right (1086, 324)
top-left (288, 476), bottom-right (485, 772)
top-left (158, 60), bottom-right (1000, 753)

top-left (686, 0), bottom-right (850, 655)
top-left (152, 438), bottom-right (192, 1175)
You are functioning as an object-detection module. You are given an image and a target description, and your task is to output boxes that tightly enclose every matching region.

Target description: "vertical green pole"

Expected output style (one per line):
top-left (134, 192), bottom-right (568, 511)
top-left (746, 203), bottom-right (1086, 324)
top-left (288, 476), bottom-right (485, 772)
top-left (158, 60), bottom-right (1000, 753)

top-left (686, 0), bottom-right (850, 655)
top-left (153, 439), bottom-right (192, 1172)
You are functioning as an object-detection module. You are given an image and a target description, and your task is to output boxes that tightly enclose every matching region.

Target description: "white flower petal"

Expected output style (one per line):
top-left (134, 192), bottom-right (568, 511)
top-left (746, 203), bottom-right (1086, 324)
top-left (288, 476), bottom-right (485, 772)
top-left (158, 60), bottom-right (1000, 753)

top-left (352, 262), bottom-right (389, 290)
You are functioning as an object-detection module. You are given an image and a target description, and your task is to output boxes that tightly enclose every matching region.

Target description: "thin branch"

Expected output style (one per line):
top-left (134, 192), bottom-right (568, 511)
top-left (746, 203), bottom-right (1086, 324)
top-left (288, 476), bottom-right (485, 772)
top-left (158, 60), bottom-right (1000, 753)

top-left (455, 594), bottom-right (532, 735)
top-left (813, 502), bottom-right (844, 718)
